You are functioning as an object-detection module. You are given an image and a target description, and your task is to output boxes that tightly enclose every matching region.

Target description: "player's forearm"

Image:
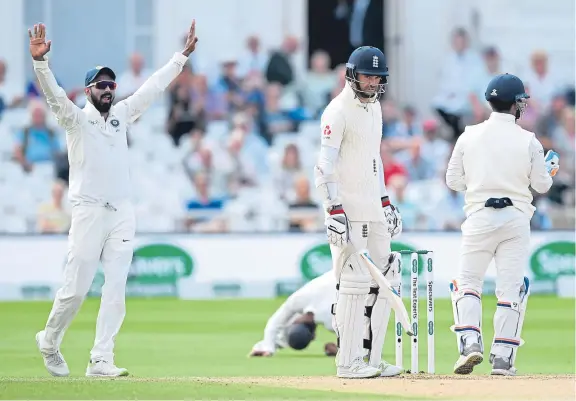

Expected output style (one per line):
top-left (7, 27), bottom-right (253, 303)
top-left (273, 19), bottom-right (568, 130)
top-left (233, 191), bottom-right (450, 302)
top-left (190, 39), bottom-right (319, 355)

top-left (33, 60), bottom-right (76, 121)
top-left (126, 52), bottom-right (188, 115)
top-left (446, 142), bottom-right (466, 191)
top-left (314, 145), bottom-right (340, 208)
top-left (262, 304), bottom-right (294, 349)
top-left (377, 155), bottom-right (389, 198)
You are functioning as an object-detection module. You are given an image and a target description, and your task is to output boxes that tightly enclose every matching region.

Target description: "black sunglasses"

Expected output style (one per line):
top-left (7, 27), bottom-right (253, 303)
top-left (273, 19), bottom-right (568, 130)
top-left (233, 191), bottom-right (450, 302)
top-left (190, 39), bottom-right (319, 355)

top-left (88, 80), bottom-right (117, 90)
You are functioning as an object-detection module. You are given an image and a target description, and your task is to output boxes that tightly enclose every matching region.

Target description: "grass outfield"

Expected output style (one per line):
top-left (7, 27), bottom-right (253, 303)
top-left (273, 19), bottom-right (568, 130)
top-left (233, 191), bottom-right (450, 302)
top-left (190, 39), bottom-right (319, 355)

top-left (0, 296), bottom-right (573, 400)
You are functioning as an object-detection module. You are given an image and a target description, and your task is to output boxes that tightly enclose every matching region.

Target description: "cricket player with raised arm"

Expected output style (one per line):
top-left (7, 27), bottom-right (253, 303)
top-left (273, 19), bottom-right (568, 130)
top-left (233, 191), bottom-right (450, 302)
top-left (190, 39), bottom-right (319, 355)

top-left (446, 73), bottom-right (559, 376)
top-left (248, 271), bottom-right (338, 358)
top-left (29, 21), bottom-right (198, 377)
top-left (313, 46), bottom-right (403, 379)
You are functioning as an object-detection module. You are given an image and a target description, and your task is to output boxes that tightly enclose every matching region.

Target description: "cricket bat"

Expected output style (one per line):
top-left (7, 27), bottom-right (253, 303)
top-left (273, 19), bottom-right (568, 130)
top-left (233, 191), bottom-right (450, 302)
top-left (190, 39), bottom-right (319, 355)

top-left (358, 250), bottom-right (414, 336)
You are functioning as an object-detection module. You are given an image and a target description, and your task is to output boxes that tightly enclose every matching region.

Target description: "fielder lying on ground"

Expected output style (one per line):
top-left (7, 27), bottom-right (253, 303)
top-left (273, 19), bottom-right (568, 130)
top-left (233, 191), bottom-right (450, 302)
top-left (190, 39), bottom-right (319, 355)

top-left (249, 271), bottom-right (338, 357)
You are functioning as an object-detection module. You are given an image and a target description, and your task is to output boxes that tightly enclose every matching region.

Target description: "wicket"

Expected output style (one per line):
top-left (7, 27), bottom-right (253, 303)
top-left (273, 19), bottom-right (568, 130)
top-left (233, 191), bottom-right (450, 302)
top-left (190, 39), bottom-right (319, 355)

top-left (394, 250), bottom-right (435, 374)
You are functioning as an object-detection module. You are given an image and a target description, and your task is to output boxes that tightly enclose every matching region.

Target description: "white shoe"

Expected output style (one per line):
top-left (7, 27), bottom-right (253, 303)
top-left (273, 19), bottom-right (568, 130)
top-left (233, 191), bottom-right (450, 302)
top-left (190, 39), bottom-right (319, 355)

top-left (337, 357), bottom-right (382, 379)
top-left (491, 355), bottom-right (517, 376)
top-left (375, 360), bottom-right (403, 377)
top-left (86, 359), bottom-right (129, 377)
top-left (35, 331), bottom-right (70, 377)
top-left (454, 343), bottom-right (484, 375)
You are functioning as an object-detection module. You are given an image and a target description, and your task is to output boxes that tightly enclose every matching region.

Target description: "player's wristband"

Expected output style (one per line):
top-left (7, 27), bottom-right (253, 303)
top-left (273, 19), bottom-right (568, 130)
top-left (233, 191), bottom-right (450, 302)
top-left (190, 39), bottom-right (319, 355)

top-left (328, 204), bottom-right (344, 215)
top-left (381, 196), bottom-right (391, 207)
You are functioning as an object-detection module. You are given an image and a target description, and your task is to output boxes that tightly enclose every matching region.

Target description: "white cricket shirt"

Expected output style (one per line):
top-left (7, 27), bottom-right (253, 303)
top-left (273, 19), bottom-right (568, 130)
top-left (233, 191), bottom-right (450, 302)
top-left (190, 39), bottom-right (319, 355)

top-left (320, 83), bottom-right (385, 221)
top-left (33, 52), bottom-right (189, 206)
top-left (446, 112), bottom-right (553, 218)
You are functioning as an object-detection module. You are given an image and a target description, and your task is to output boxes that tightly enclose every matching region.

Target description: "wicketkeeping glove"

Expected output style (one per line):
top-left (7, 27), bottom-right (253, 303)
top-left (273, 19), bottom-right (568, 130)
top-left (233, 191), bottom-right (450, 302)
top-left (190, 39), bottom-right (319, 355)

top-left (545, 150), bottom-right (560, 177)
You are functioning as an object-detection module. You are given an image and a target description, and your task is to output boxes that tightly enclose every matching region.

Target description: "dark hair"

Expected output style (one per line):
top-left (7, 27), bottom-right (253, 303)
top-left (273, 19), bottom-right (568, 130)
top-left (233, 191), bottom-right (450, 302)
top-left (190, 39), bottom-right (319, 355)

top-left (488, 99), bottom-right (514, 113)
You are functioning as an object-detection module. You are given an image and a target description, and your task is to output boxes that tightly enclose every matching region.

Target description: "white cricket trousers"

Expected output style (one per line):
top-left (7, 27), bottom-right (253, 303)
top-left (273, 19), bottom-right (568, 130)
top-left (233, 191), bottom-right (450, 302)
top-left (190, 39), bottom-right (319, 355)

top-left (41, 201), bottom-right (135, 362)
top-left (456, 207), bottom-right (530, 301)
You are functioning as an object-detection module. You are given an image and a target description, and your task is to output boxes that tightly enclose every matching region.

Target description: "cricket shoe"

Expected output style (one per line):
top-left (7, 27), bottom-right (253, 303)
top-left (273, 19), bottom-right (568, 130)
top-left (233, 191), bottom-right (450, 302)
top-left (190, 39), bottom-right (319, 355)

top-left (453, 343), bottom-right (483, 375)
top-left (86, 359), bottom-right (129, 377)
top-left (490, 355), bottom-right (517, 376)
top-left (35, 330), bottom-right (70, 377)
top-left (374, 360), bottom-right (403, 377)
top-left (337, 357), bottom-right (381, 379)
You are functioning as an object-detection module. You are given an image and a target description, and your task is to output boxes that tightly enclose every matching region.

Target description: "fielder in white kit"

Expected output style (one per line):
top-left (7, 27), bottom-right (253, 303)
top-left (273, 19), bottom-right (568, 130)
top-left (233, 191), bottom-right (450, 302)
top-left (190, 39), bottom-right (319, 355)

top-left (446, 73), bottom-right (559, 376)
top-left (29, 21), bottom-right (198, 377)
top-left (249, 271), bottom-right (338, 357)
top-left (314, 46), bottom-right (403, 379)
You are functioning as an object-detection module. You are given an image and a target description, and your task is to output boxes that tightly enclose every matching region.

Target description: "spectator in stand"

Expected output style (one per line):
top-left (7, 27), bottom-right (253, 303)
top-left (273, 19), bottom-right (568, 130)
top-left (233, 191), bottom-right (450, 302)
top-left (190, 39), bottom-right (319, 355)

top-left (183, 140), bottom-right (230, 198)
top-left (387, 174), bottom-right (422, 230)
top-left (419, 119), bottom-right (451, 178)
top-left (381, 99), bottom-right (402, 140)
top-left (13, 101), bottom-right (60, 173)
top-left (427, 182), bottom-right (466, 231)
top-left (470, 46), bottom-right (503, 123)
top-left (328, 64), bottom-right (347, 103)
top-left (396, 141), bottom-right (436, 181)
top-left (535, 92), bottom-right (568, 150)
top-left (167, 65), bottom-right (206, 146)
top-left (524, 50), bottom-right (562, 113)
top-left (238, 35), bottom-right (269, 78)
top-left (274, 143), bottom-right (304, 201)
top-left (301, 50), bottom-right (337, 118)
top-left (115, 53), bottom-right (151, 101)
top-left (287, 174), bottom-right (320, 232)
top-left (37, 180), bottom-right (70, 234)
top-left (432, 27), bottom-right (482, 140)
top-left (214, 56), bottom-right (245, 115)
top-left (224, 112), bottom-right (268, 192)
top-left (0, 60), bottom-right (21, 118)
top-left (185, 172), bottom-right (228, 231)
top-left (380, 142), bottom-right (407, 185)
top-left (266, 36), bottom-right (298, 87)
top-left (260, 83), bottom-right (297, 144)
top-left (383, 105), bottom-right (422, 152)
top-left (192, 73), bottom-right (227, 121)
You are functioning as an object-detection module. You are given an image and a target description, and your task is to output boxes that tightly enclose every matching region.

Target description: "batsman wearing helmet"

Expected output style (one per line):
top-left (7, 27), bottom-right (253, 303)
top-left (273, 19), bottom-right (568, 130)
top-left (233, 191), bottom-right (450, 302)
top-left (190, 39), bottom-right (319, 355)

top-left (313, 46), bottom-right (403, 379)
top-left (446, 73), bottom-right (559, 376)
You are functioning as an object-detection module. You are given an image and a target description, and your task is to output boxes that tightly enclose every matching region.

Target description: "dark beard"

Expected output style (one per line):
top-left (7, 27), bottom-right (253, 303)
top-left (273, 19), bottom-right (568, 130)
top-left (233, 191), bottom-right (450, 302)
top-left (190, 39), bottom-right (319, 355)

top-left (90, 93), bottom-right (112, 113)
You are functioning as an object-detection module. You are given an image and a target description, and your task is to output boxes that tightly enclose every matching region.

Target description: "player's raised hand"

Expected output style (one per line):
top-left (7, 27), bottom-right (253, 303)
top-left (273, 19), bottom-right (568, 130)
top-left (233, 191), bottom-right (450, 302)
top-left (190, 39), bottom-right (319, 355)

top-left (28, 23), bottom-right (52, 61)
top-left (182, 19), bottom-right (198, 57)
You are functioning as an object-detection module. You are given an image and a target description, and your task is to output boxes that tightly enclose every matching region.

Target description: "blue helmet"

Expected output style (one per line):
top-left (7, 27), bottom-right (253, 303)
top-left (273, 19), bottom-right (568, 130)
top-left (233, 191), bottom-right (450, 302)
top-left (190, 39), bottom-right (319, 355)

top-left (287, 323), bottom-right (315, 350)
top-left (485, 73), bottom-right (530, 118)
top-left (345, 46), bottom-right (389, 101)
top-left (485, 73), bottom-right (529, 103)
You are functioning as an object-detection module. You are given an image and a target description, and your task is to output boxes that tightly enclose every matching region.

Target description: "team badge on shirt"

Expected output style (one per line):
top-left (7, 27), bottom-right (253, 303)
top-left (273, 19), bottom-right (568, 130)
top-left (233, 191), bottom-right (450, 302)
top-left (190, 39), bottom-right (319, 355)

top-left (323, 125), bottom-right (331, 138)
top-left (110, 119), bottom-right (120, 127)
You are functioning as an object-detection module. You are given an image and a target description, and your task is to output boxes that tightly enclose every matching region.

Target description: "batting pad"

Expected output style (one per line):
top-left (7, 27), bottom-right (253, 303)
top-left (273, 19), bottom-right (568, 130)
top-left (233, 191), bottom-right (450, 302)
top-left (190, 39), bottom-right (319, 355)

top-left (333, 254), bottom-right (372, 368)
top-left (364, 253), bottom-right (398, 367)
top-left (450, 280), bottom-right (484, 354)
top-left (491, 277), bottom-right (530, 364)
top-left (364, 288), bottom-right (391, 367)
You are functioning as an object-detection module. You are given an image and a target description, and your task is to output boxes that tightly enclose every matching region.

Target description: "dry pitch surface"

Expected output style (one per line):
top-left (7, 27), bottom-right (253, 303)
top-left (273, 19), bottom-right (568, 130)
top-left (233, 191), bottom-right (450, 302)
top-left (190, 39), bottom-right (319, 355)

top-left (204, 374), bottom-right (576, 401)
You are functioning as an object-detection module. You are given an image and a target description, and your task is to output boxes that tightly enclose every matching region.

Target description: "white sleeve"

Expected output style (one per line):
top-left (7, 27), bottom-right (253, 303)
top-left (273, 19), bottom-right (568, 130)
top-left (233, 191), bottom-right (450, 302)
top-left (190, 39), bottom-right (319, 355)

top-left (119, 52), bottom-right (188, 123)
top-left (446, 136), bottom-right (467, 192)
top-left (377, 155), bottom-right (389, 199)
top-left (261, 297), bottom-right (299, 350)
top-left (314, 145), bottom-right (339, 207)
top-left (529, 136), bottom-right (553, 194)
top-left (33, 59), bottom-right (82, 130)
